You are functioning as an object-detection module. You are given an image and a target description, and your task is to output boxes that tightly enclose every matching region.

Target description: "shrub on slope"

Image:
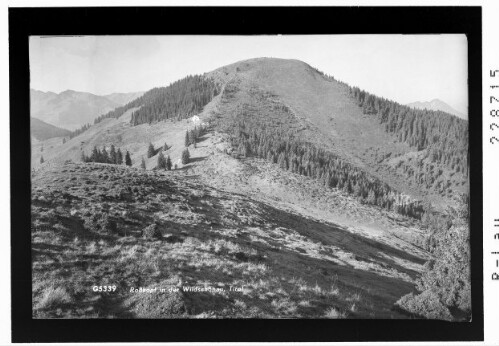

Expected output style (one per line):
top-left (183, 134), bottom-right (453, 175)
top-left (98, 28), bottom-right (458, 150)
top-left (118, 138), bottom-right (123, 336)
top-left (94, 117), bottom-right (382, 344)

top-left (396, 194), bottom-right (470, 320)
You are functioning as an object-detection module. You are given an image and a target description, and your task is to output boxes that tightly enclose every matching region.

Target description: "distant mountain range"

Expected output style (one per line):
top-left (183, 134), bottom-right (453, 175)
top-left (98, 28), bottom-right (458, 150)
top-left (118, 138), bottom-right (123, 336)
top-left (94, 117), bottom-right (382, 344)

top-left (30, 89), bottom-right (144, 131)
top-left (406, 99), bottom-right (467, 120)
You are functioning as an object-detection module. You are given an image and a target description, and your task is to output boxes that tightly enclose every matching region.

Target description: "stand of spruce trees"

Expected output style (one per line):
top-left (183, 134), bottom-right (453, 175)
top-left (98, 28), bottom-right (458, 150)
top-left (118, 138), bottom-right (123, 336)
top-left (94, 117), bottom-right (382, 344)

top-left (81, 145), bottom-right (131, 166)
top-left (69, 123), bottom-right (91, 139)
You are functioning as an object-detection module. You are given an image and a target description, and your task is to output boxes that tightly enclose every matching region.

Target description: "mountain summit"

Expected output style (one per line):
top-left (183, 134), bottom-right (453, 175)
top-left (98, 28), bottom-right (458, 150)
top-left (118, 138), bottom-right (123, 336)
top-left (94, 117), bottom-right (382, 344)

top-left (406, 99), bottom-right (467, 120)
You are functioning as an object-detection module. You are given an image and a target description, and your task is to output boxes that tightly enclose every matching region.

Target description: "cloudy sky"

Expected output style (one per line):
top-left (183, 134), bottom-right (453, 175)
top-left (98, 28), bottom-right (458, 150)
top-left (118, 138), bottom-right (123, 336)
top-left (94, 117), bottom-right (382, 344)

top-left (29, 35), bottom-right (468, 114)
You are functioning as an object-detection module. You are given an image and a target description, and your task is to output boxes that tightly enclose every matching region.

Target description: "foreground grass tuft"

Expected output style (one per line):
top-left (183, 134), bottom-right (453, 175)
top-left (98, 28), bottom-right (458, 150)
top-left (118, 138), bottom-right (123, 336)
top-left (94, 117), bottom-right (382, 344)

top-left (324, 307), bottom-right (347, 319)
top-left (36, 286), bottom-right (73, 310)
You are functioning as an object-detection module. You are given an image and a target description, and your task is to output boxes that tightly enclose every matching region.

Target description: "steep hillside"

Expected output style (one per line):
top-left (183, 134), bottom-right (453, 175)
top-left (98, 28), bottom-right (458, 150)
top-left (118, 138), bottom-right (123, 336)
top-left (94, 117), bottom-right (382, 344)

top-left (31, 117), bottom-right (70, 141)
top-left (207, 58), bottom-right (468, 210)
top-left (407, 99), bottom-right (467, 120)
top-left (31, 89), bottom-right (121, 130)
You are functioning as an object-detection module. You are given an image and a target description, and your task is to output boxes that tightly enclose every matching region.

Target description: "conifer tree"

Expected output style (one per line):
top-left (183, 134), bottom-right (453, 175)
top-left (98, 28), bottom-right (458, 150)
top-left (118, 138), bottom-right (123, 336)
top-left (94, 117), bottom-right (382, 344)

top-left (163, 142), bottom-right (168, 151)
top-left (40, 156), bottom-right (44, 164)
top-left (62, 138), bottom-right (66, 144)
top-left (181, 148), bottom-right (190, 164)
top-left (90, 146), bottom-right (99, 162)
top-left (141, 157), bottom-right (146, 170)
top-left (147, 143), bottom-right (155, 158)
top-left (166, 155), bottom-right (172, 170)
top-left (101, 146), bottom-right (110, 163)
top-left (110, 145), bottom-right (117, 164)
top-left (116, 149), bottom-right (123, 165)
top-left (157, 151), bottom-right (167, 170)
top-left (125, 151), bottom-right (132, 166)
top-left (278, 152), bottom-right (287, 170)
top-left (184, 131), bottom-right (190, 147)
top-left (189, 129), bottom-right (196, 146)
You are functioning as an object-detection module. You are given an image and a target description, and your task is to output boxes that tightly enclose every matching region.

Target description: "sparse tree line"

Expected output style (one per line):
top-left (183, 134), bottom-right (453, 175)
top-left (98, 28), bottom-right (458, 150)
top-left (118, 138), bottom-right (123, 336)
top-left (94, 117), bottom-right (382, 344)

top-left (181, 125), bottom-right (207, 164)
top-left (146, 143), bottom-right (188, 167)
top-left (349, 87), bottom-right (468, 175)
top-left (147, 142), bottom-right (170, 158)
top-left (184, 125), bottom-right (206, 148)
top-left (143, 142), bottom-right (173, 170)
top-left (69, 123), bottom-right (91, 139)
top-left (223, 117), bottom-right (425, 219)
top-left (153, 151), bottom-right (173, 171)
top-left (310, 66), bottom-right (349, 88)
top-left (81, 145), bottom-right (132, 166)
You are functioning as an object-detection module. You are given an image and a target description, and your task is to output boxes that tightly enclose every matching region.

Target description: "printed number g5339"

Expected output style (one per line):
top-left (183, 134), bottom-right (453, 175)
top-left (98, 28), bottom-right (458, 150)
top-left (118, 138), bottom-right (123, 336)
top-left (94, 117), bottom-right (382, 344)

top-left (92, 285), bottom-right (117, 292)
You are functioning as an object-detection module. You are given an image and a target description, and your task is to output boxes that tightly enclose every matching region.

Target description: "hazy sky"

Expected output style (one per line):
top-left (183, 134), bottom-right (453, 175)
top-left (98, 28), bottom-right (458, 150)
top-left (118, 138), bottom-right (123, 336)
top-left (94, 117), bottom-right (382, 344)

top-left (29, 35), bottom-right (468, 114)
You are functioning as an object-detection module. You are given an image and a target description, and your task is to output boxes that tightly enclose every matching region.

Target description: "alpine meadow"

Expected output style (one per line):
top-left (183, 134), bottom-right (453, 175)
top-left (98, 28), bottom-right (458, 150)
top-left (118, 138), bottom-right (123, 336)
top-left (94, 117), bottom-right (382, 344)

top-left (30, 36), bottom-right (470, 320)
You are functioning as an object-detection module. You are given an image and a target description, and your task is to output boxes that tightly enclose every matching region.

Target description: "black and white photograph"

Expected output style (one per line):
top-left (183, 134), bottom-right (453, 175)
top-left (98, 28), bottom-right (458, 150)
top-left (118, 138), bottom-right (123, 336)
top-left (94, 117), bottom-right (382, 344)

top-left (28, 34), bottom-right (471, 321)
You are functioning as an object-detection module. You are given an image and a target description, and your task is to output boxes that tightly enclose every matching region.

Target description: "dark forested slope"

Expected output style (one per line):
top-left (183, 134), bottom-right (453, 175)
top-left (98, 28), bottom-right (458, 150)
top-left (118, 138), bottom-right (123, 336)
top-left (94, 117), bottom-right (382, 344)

top-left (349, 86), bottom-right (468, 175)
top-left (91, 75), bottom-right (220, 126)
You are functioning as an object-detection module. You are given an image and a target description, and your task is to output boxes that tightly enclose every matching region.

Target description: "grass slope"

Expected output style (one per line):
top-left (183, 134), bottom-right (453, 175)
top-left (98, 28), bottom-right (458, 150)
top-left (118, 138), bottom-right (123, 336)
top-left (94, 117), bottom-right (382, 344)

top-left (31, 107), bottom-right (200, 171)
top-left (32, 161), bottom-right (425, 319)
top-left (32, 114), bottom-right (429, 319)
